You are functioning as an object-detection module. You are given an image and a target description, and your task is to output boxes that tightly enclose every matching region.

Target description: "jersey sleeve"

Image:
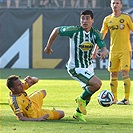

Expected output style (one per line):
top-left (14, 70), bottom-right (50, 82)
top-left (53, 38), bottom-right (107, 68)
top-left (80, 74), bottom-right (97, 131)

top-left (9, 97), bottom-right (23, 115)
top-left (58, 26), bottom-right (80, 38)
top-left (96, 38), bottom-right (106, 49)
top-left (127, 14), bottom-right (133, 31)
top-left (93, 27), bottom-right (106, 48)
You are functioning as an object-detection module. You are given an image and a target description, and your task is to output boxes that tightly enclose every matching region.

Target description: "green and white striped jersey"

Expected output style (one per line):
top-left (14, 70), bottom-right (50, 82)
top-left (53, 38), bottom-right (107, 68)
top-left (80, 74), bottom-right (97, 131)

top-left (59, 26), bottom-right (106, 69)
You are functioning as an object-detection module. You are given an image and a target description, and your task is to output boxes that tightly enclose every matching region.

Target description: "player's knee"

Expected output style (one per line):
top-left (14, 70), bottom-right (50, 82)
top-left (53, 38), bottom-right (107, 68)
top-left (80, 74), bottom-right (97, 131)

top-left (95, 81), bottom-right (102, 91)
top-left (120, 70), bottom-right (129, 77)
top-left (110, 72), bottom-right (118, 78)
top-left (98, 82), bottom-right (102, 89)
top-left (89, 77), bottom-right (102, 91)
top-left (40, 89), bottom-right (47, 98)
top-left (58, 110), bottom-right (65, 119)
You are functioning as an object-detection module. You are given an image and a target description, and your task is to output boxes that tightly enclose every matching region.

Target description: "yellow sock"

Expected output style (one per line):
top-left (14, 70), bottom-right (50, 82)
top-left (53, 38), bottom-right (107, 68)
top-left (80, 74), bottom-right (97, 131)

top-left (110, 78), bottom-right (118, 101)
top-left (122, 76), bottom-right (131, 100)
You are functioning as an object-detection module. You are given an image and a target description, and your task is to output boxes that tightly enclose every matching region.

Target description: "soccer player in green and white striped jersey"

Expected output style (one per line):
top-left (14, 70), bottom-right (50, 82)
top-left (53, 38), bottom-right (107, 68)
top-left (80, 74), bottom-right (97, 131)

top-left (44, 9), bottom-right (108, 122)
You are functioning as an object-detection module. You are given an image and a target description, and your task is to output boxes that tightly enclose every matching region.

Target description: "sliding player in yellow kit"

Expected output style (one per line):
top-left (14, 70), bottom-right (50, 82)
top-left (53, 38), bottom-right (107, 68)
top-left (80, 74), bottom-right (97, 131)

top-left (7, 75), bottom-right (64, 121)
top-left (101, 0), bottom-right (133, 104)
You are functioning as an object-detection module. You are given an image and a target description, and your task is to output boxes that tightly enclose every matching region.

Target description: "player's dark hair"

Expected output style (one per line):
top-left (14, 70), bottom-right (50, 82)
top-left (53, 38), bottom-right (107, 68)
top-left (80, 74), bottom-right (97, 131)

top-left (80, 9), bottom-right (94, 19)
top-left (6, 75), bottom-right (19, 89)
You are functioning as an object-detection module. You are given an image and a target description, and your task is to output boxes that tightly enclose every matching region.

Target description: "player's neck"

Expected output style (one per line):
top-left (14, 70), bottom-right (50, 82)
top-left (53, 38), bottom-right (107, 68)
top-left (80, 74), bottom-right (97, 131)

top-left (10, 90), bottom-right (25, 96)
top-left (113, 10), bottom-right (122, 17)
top-left (10, 92), bottom-right (21, 96)
top-left (84, 27), bottom-right (91, 33)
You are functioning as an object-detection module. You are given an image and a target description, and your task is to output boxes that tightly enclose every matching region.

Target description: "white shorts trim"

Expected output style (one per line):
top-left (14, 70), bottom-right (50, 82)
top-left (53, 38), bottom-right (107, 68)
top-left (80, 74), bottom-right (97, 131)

top-left (67, 64), bottom-right (94, 87)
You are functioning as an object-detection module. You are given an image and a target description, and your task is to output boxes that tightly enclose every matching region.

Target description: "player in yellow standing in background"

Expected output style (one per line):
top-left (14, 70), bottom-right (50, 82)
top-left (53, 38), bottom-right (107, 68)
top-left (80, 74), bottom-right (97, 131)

top-left (101, 0), bottom-right (133, 104)
top-left (7, 75), bottom-right (64, 121)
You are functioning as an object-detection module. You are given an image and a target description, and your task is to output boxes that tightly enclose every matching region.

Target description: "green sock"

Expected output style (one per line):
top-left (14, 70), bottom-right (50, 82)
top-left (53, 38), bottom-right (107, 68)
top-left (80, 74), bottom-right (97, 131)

top-left (81, 86), bottom-right (94, 100)
top-left (86, 100), bottom-right (90, 106)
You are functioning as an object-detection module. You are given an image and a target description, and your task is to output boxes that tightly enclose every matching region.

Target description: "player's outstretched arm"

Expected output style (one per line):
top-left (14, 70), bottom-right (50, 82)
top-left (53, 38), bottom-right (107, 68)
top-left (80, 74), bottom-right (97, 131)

top-left (44, 27), bottom-right (59, 55)
top-left (16, 112), bottom-right (49, 121)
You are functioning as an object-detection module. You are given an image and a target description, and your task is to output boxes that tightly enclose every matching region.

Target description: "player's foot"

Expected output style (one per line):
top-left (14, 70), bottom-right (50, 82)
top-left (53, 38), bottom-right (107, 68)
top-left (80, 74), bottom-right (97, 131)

top-left (73, 112), bottom-right (86, 122)
top-left (112, 100), bottom-right (118, 104)
top-left (75, 97), bottom-right (87, 115)
top-left (117, 99), bottom-right (130, 105)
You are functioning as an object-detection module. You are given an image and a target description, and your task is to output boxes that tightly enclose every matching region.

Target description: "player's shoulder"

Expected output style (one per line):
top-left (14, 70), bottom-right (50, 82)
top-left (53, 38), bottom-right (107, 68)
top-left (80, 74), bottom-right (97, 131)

top-left (91, 27), bottom-right (102, 38)
top-left (9, 94), bottom-right (19, 107)
top-left (91, 26), bottom-right (100, 32)
top-left (59, 25), bottom-right (80, 32)
top-left (121, 12), bottom-right (133, 20)
top-left (122, 12), bottom-right (130, 16)
top-left (103, 14), bottom-right (112, 21)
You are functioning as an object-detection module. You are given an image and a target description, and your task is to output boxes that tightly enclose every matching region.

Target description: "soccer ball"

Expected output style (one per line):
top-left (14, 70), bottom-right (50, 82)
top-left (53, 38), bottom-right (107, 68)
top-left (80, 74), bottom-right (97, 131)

top-left (97, 90), bottom-right (114, 107)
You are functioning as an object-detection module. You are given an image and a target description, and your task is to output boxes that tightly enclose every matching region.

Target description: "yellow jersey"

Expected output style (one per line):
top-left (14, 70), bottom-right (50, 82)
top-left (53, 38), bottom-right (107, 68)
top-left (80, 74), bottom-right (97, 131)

top-left (101, 13), bottom-right (133, 52)
top-left (8, 83), bottom-right (39, 118)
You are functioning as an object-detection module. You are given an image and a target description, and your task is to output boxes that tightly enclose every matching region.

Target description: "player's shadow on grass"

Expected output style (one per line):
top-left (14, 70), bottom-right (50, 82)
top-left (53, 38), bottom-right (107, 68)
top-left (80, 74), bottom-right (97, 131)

top-left (47, 117), bottom-right (132, 126)
top-left (0, 102), bottom-right (8, 105)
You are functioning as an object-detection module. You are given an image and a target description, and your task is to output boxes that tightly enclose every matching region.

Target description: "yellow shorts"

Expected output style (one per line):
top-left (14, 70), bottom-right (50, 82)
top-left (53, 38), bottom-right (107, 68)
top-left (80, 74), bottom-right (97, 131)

top-left (29, 90), bottom-right (59, 120)
top-left (108, 51), bottom-right (132, 72)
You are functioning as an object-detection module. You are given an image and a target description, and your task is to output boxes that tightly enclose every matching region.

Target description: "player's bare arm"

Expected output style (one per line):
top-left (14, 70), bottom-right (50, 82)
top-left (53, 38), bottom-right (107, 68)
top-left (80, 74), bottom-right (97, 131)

top-left (16, 112), bottom-right (49, 121)
top-left (24, 76), bottom-right (39, 87)
top-left (44, 27), bottom-right (59, 55)
top-left (101, 32), bottom-right (106, 40)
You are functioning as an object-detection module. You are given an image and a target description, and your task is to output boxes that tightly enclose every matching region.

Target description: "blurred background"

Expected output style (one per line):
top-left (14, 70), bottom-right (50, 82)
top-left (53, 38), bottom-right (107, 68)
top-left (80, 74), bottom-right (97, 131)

top-left (0, 0), bottom-right (133, 9)
top-left (0, 0), bottom-right (133, 70)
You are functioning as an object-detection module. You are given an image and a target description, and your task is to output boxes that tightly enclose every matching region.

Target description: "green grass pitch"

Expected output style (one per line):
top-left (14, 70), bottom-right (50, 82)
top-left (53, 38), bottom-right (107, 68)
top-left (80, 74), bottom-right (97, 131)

top-left (0, 69), bottom-right (133, 133)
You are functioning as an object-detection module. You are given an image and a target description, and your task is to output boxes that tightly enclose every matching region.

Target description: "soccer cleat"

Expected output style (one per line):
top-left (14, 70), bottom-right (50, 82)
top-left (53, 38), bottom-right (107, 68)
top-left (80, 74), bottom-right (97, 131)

top-left (75, 97), bottom-right (87, 115)
top-left (73, 112), bottom-right (86, 122)
top-left (117, 99), bottom-right (130, 105)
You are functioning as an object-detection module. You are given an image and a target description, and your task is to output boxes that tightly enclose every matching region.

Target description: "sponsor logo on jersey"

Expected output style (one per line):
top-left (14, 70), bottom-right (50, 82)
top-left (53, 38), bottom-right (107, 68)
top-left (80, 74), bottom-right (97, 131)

top-left (119, 23), bottom-right (125, 30)
top-left (79, 41), bottom-right (93, 51)
top-left (119, 19), bottom-right (124, 23)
